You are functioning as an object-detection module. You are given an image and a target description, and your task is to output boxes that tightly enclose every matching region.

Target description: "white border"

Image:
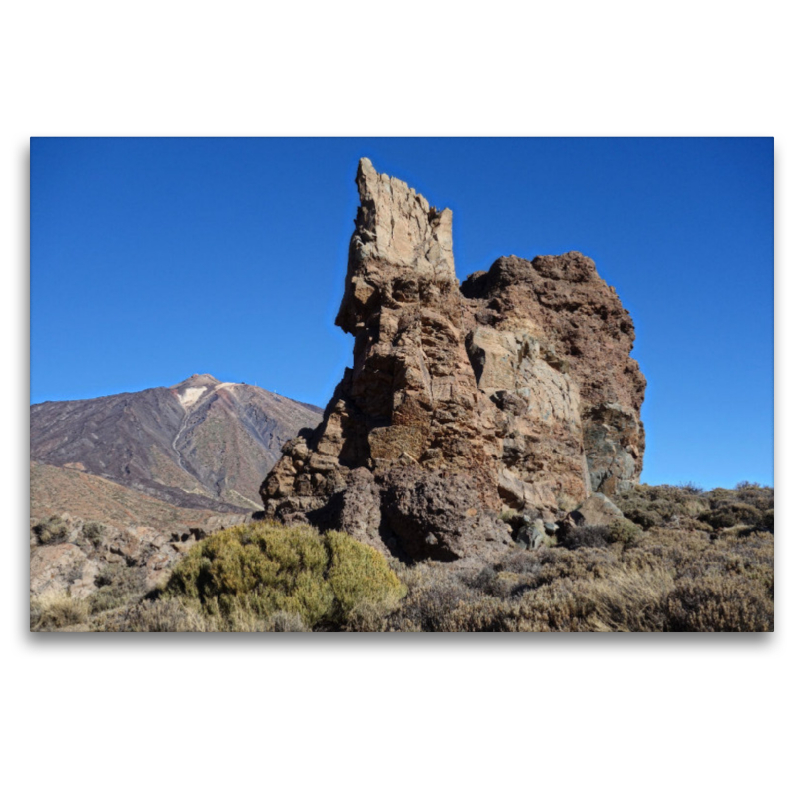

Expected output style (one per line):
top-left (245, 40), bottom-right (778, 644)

top-left (4, 4), bottom-right (793, 799)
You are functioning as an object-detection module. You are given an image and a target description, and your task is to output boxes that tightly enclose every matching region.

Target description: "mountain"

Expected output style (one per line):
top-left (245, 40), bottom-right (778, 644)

top-left (31, 374), bottom-right (323, 513)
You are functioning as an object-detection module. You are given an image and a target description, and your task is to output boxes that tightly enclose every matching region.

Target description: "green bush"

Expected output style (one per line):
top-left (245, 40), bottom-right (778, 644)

top-left (165, 521), bottom-right (405, 630)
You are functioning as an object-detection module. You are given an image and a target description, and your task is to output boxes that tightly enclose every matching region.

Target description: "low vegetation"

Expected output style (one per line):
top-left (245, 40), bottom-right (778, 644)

top-left (30, 592), bottom-right (89, 630)
top-left (31, 483), bottom-right (774, 632)
top-left (33, 515), bottom-right (70, 546)
top-left (131, 521), bottom-right (405, 631)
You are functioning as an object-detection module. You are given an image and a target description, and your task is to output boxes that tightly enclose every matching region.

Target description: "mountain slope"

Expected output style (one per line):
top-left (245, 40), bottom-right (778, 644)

top-left (30, 374), bottom-right (323, 512)
top-left (30, 461), bottom-right (233, 532)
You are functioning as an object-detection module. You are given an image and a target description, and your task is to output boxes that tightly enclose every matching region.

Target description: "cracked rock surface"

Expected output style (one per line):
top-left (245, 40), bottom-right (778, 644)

top-left (261, 158), bottom-right (646, 561)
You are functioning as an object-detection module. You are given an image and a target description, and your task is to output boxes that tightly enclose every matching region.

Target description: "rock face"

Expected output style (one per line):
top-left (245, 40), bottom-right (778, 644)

top-left (261, 158), bottom-right (646, 561)
top-left (461, 252), bottom-right (646, 497)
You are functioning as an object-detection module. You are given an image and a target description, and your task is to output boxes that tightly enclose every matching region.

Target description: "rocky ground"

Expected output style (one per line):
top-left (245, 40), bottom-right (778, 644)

top-left (30, 482), bottom-right (773, 632)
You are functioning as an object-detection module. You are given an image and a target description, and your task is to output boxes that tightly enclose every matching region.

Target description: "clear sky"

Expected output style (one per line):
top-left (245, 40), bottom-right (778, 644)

top-left (30, 137), bottom-right (773, 489)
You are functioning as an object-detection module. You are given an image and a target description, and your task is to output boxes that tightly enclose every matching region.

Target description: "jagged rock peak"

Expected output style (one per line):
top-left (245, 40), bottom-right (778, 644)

top-left (337, 158), bottom-right (456, 335)
top-left (355, 157), bottom-right (453, 271)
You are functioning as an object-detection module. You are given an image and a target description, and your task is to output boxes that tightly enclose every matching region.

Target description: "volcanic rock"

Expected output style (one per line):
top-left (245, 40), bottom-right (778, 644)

top-left (261, 158), bottom-right (646, 561)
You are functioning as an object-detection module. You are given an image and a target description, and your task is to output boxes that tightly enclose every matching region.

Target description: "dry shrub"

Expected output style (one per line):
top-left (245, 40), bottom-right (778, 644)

top-left (584, 566), bottom-right (674, 631)
top-left (89, 562), bottom-right (144, 614)
top-left (561, 525), bottom-right (610, 550)
top-left (562, 520), bottom-right (643, 551)
top-left (699, 503), bottom-right (764, 530)
top-left (345, 599), bottom-right (404, 632)
top-left (31, 592), bottom-right (89, 631)
top-left (33, 516), bottom-right (70, 546)
top-left (116, 597), bottom-right (209, 632)
top-left (616, 484), bottom-right (711, 530)
top-left (82, 521), bottom-right (106, 547)
top-left (387, 561), bottom-right (478, 631)
top-left (111, 596), bottom-right (311, 632)
top-left (432, 566), bottom-right (673, 632)
top-left (666, 575), bottom-right (773, 631)
top-left (385, 509), bottom-right (773, 632)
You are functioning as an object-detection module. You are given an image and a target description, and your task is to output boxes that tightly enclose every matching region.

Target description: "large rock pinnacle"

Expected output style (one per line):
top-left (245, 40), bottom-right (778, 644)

top-left (261, 159), bottom-right (646, 561)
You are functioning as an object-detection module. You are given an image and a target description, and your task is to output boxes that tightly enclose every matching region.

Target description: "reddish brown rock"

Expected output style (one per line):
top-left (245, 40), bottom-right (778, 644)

top-left (261, 159), bottom-right (646, 561)
top-left (461, 252), bottom-right (646, 497)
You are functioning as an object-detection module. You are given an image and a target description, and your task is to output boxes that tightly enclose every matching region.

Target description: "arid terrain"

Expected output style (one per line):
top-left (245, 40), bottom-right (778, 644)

top-left (30, 160), bottom-right (773, 633)
top-left (30, 482), bottom-right (773, 632)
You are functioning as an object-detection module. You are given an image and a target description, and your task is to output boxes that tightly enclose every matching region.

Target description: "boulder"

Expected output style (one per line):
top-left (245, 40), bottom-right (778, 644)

top-left (567, 492), bottom-right (626, 528)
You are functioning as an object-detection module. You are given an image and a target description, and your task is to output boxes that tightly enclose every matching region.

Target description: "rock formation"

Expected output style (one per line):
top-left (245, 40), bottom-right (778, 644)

top-left (261, 158), bottom-right (645, 561)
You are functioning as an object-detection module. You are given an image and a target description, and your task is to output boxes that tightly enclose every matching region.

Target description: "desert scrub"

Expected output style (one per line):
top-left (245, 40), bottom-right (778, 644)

top-left (560, 520), bottom-right (643, 551)
top-left (699, 503), bottom-right (764, 530)
top-left (30, 592), bottom-right (89, 631)
top-left (616, 484), bottom-right (710, 530)
top-left (165, 521), bottom-right (405, 630)
top-left (89, 563), bottom-right (144, 614)
top-left (33, 516), bottom-right (70, 545)
top-left (561, 525), bottom-right (612, 550)
top-left (82, 521), bottom-right (106, 547)
top-left (606, 518), bottom-right (644, 547)
top-left (666, 575), bottom-right (773, 632)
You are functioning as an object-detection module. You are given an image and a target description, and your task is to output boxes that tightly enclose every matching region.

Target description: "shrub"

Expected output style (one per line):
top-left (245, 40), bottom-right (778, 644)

top-left (699, 503), bottom-right (763, 530)
top-left (623, 507), bottom-right (660, 531)
top-left (82, 521), bottom-right (106, 547)
top-left (33, 516), bottom-right (69, 546)
top-left (165, 521), bottom-right (405, 630)
top-left (666, 575), bottom-right (773, 632)
top-left (387, 561), bottom-right (479, 632)
top-left (112, 597), bottom-right (208, 632)
top-left (561, 525), bottom-right (610, 550)
top-left (584, 566), bottom-right (673, 631)
top-left (616, 484), bottom-right (709, 530)
top-left (325, 529), bottom-right (405, 618)
top-left (30, 593), bottom-right (89, 631)
top-left (606, 518), bottom-right (644, 548)
top-left (560, 520), bottom-right (642, 550)
top-left (90, 563), bottom-right (143, 614)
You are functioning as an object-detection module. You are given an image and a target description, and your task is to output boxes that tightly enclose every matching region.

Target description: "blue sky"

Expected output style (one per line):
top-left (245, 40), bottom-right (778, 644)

top-left (30, 137), bottom-right (773, 489)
